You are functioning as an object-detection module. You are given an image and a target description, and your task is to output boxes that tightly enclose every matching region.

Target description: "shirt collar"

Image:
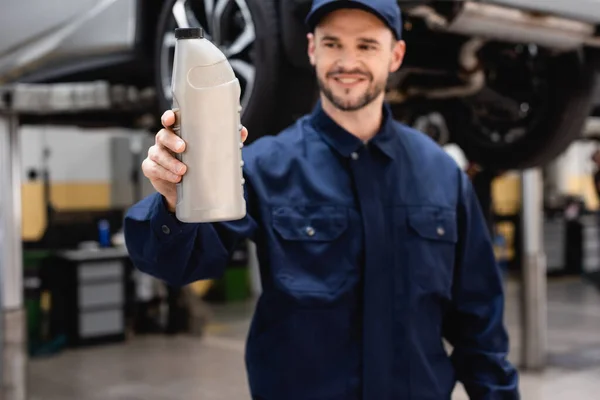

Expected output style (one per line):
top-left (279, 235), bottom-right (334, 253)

top-left (309, 99), bottom-right (397, 159)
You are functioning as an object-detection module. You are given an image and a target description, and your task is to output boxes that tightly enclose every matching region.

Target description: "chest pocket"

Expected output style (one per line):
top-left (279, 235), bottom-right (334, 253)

top-left (405, 207), bottom-right (458, 295)
top-left (269, 206), bottom-right (359, 302)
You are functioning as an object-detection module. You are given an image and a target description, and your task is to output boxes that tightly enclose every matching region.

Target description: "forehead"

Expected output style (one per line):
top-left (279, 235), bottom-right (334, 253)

top-left (315, 8), bottom-right (391, 38)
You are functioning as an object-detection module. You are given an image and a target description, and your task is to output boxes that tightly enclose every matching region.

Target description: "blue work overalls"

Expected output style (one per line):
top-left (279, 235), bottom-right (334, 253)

top-left (124, 101), bottom-right (519, 400)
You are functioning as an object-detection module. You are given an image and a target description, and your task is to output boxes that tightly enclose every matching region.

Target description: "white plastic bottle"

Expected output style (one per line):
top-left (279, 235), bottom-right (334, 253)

top-left (171, 27), bottom-right (246, 223)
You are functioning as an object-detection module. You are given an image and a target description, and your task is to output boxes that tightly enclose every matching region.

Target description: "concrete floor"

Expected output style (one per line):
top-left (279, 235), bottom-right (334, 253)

top-left (28, 276), bottom-right (600, 400)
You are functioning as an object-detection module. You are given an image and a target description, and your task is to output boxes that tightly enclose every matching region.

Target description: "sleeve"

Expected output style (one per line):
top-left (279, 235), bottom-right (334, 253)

top-left (442, 171), bottom-right (520, 399)
top-left (123, 184), bottom-right (258, 287)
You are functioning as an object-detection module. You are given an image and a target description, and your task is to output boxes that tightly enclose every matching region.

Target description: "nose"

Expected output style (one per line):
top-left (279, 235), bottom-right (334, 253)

top-left (336, 47), bottom-right (362, 69)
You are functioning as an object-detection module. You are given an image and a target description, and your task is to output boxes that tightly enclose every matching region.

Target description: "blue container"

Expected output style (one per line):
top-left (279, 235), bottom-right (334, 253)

top-left (98, 219), bottom-right (111, 247)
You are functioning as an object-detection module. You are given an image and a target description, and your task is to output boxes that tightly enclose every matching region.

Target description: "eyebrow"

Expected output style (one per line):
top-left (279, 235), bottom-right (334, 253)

top-left (358, 38), bottom-right (380, 46)
top-left (320, 35), bottom-right (340, 42)
top-left (320, 35), bottom-right (381, 46)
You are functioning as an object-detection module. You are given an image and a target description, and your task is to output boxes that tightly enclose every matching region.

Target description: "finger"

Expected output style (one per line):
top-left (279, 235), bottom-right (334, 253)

top-left (161, 110), bottom-right (176, 128)
top-left (143, 158), bottom-right (182, 183)
top-left (148, 145), bottom-right (187, 175)
top-left (156, 128), bottom-right (186, 153)
top-left (241, 126), bottom-right (249, 143)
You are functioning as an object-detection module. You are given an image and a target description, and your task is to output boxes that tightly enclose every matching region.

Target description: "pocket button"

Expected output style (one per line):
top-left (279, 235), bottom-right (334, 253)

top-left (437, 226), bottom-right (445, 236)
top-left (305, 226), bottom-right (316, 237)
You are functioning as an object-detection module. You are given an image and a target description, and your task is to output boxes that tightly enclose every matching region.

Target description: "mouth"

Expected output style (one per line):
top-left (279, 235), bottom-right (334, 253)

top-left (331, 75), bottom-right (368, 88)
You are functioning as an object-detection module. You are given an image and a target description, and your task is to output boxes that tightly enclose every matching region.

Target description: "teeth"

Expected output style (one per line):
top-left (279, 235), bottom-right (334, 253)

top-left (338, 78), bottom-right (359, 84)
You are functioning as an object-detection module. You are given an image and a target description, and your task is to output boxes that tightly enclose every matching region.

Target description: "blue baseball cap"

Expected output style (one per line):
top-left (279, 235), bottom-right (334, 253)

top-left (306, 0), bottom-right (403, 40)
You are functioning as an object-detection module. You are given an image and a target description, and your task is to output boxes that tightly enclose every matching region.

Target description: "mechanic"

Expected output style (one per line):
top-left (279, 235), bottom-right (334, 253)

top-left (123, 0), bottom-right (519, 398)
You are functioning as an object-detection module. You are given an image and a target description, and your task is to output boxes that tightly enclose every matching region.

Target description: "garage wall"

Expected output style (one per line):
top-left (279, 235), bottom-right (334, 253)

top-left (20, 128), bottom-right (600, 242)
top-left (558, 141), bottom-right (600, 210)
top-left (20, 126), bottom-right (113, 183)
top-left (19, 125), bottom-right (149, 241)
top-left (488, 141), bottom-right (600, 215)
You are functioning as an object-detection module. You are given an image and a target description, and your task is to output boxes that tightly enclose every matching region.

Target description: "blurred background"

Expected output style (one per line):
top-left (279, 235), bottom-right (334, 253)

top-left (1, 1), bottom-right (600, 399)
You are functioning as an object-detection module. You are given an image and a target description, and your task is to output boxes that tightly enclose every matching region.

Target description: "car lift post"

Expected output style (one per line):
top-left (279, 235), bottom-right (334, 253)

top-left (520, 168), bottom-right (547, 370)
top-left (0, 98), bottom-right (26, 400)
top-left (0, 81), bottom-right (154, 399)
top-left (472, 165), bottom-right (546, 371)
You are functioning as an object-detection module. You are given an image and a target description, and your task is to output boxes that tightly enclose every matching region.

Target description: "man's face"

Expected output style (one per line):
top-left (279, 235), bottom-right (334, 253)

top-left (307, 8), bottom-right (406, 112)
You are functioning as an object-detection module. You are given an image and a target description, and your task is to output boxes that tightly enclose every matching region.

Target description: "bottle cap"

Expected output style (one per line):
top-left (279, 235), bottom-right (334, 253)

top-left (175, 27), bottom-right (204, 40)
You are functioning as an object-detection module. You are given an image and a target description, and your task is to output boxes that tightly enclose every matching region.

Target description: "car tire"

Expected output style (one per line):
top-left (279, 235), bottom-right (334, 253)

top-left (280, 0), bottom-right (313, 71)
top-left (448, 49), bottom-right (600, 170)
top-left (154, 0), bottom-right (282, 139)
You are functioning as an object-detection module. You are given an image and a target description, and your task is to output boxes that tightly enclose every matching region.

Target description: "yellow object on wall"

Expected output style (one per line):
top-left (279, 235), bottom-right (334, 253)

top-left (492, 173), bottom-right (521, 216)
top-left (22, 182), bottom-right (47, 241)
top-left (490, 173), bottom-right (600, 214)
top-left (22, 181), bottom-right (111, 241)
top-left (494, 221), bottom-right (516, 261)
top-left (50, 183), bottom-right (111, 210)
top-left (566, 175), bottom-right (598, 210)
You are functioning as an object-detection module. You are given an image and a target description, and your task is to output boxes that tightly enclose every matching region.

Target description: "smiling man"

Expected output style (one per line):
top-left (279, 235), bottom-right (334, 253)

top-left (123, 0), bottom-right (520, 399)
top-left (311, 8), bottom-right (400, 114)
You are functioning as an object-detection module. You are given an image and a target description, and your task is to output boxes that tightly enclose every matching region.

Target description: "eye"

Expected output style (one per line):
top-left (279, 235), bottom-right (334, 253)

top-left (359, 44), bottom-right (376, 51)
top-left (323, 42), bottom-right (338, 49)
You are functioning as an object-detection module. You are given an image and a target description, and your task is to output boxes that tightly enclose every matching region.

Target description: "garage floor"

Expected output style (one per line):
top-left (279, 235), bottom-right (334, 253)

top-left (28, 276), bottom-right (600, 400)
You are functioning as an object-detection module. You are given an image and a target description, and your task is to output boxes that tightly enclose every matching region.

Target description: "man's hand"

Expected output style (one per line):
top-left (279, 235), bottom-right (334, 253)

top-left (142, 110), bottom-right (249, 212)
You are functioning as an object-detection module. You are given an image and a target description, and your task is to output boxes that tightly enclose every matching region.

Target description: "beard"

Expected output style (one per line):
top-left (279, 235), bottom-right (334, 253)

top-left (317, 67), bottom-right (387, 112)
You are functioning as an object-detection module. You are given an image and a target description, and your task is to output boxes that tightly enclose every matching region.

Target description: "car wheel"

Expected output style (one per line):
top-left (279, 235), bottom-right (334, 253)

top-left (280, 0), bottom-right (313, 71)
top-left (155, 0), bottom-right (281, 139)
top-left (447, 48), bottom-right (600, 170)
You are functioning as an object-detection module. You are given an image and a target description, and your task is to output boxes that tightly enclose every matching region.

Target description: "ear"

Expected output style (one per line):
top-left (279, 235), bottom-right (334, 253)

top-left (307, 33), bottom-right (316, 66)
top-left (389, 40), bottom-right (406, 73)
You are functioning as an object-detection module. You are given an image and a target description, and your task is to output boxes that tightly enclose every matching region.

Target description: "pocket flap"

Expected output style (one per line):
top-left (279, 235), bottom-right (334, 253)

top-left (271, 206), bottom-right (348, 242)
top-left (407, 208), bottom-right (457, 243)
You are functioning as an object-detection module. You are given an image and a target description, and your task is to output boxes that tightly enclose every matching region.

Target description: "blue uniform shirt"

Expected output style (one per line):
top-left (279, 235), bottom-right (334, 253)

top-left (124, 101), bottom-right (519, 400)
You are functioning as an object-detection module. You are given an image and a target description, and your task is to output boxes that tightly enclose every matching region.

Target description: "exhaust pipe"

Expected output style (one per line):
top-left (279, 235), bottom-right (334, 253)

top-left (386, 38), bottom-right (486, 103)
top-left (407, 2), bottom-right (598, 51)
